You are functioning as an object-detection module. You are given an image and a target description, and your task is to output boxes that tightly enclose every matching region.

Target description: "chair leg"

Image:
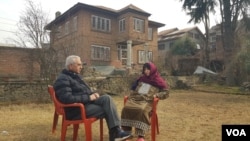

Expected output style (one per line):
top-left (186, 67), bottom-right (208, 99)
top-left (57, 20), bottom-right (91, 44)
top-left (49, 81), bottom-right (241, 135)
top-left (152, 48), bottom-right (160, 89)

top-left (52, 111), bottom-right (59, 134)
top-left (151, 114), bottom-right (156, 141)
top-left (84, 122), bottom-right (92, 141)
top-left (73, 124), bottom-right (79, 141)
top-left (100, 119), bottom-right (103, 141)
top-left (61, 120), bottom-right (67, 141)
top-left (156, 114), bottom-right (159, 134)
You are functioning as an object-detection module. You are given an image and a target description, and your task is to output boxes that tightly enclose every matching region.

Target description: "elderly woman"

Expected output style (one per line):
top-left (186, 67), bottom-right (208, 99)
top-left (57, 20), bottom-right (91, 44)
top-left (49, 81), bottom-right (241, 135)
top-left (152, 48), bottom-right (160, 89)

top-left (121, 62), bottom-right (169, 141)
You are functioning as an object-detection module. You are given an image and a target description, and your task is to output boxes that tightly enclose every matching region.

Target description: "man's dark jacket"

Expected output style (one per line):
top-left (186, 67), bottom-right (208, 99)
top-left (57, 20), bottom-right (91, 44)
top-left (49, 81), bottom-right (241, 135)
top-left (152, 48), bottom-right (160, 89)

top-left (53, 69), bottom-right (92, 119)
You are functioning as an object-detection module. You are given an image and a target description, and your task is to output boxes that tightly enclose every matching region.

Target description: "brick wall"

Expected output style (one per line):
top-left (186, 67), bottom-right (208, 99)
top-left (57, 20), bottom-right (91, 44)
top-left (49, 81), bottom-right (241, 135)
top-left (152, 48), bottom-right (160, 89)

top-left (0, 46), bottom-right (40, 81)
top-left (0, 76), bottom-right (199, 104)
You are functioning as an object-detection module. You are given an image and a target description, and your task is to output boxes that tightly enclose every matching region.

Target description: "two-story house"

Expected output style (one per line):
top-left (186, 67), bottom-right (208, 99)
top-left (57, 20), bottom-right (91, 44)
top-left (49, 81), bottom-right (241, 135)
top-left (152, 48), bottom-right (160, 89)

top-left (208, 21), bottom-right (250, 74)
top-left (45, 2), bottom-right (164, 74)
top-left (208, 24), bottom-right (224, 73)
top-left (158, 26), bottom-right (205, 75)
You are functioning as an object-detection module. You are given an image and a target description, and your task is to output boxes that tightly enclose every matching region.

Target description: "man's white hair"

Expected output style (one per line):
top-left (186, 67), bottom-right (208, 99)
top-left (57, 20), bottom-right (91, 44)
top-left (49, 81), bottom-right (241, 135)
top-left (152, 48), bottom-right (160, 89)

top-left (65, 55), bottom-right (80, 69)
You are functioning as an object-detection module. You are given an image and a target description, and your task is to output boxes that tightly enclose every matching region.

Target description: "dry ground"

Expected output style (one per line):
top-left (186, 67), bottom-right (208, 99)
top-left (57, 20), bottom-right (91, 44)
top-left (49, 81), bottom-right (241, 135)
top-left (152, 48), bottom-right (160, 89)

top-left (0, 90), bottom-right (250, 141)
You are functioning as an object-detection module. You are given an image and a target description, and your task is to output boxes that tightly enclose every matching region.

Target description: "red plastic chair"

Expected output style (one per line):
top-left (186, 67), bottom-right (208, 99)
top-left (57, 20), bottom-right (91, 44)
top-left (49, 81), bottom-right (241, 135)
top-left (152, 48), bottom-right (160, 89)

top-left (50, 91), bottom-right (63, 134)
top-left (124, 96), bottom-right (159, 141)
top-left (48, 85), bottom-right (103, 141)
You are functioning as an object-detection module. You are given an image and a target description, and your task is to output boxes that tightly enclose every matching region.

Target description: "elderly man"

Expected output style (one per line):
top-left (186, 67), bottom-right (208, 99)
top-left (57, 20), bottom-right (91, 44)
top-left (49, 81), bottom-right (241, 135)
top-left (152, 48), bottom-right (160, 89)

top-left (53, 55), bottom-right (132, 141)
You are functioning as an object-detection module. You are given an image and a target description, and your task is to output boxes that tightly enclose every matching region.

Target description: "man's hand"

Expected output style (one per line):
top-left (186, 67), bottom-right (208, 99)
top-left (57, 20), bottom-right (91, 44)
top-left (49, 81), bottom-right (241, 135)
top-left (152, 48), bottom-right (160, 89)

top-left (90, 93), bottom-right (100, 101)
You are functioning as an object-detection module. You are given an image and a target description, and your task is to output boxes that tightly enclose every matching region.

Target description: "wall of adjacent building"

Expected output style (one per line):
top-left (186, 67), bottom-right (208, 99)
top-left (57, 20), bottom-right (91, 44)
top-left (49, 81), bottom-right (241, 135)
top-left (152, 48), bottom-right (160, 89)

top-left (0, 46), bottom-right (40, 81)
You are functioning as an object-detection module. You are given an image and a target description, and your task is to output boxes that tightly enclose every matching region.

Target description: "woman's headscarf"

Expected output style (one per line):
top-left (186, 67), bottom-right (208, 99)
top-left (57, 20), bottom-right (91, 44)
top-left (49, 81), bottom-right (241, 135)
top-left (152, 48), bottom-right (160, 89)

top-left (138, 62), bottom-right (168, 89)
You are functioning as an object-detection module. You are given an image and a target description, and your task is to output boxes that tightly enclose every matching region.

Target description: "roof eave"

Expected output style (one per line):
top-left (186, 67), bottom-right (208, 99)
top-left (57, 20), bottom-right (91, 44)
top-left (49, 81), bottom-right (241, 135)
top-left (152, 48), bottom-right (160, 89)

top-left (45, 2), bottom-right (118, 30)
top-left (118, 9), bottom-right (151, 17)
top-left (149, 20), bottom-right (165, 28)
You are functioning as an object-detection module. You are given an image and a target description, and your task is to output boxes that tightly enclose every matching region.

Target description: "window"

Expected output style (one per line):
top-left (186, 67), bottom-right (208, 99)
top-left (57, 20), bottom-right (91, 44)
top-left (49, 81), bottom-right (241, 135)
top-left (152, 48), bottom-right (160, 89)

top-left (138, 50), bottom-right (153, 64)
top-left (210, 43), bottom-right (216, 52)
top-left (158, 44), bottom-right (165, 50)
top-left (117, 45), bottom-right (127, 65)
top-left (148, 52), bottom-right (153, 61)
top-left (169, 42), bottom-right (174, 48)
top-left (57, 26), bottom-right (62, 38)
top-left (73, 16), bottom-right (78, 32)
top-left (196, 44), bottom-right (200, 49)
top-left (246, 6), bottom-right (250, 17)
top-left (210, 36), bottom-right (216, 42)
top-left (106, 20), bottom-right (110, 31)
top-left (189, 32), bottom-right (199, 40)
top-left (91, 15), bottom-right (111, 32)
top-left (148, 28), bottom-right (153, 40)
top-left (133, 18), bottom-right (144, 32)
top-left (91, 45), bottom-right (110, 61)
top-left (194, 34), bottom-right (199, 39)
top-left (65, 21), bottom-right (69, 35)
top-left (119, 18), bottom-right (125, 32)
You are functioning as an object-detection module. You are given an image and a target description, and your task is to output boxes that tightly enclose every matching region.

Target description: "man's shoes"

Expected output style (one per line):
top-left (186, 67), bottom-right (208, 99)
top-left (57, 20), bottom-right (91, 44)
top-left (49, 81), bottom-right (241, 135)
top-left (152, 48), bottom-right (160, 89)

top-left (136, 137), bottom-right (145, 141)
top-left (109, 127), bottom-right (132, 141)
top-left (114, 130), bottom-right (132, 141)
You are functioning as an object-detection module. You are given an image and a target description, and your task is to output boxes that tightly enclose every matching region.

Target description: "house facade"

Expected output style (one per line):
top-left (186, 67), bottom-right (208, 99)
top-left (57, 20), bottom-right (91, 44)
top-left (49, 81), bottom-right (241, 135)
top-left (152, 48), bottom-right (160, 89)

top-left (208, 22), bottom-right (250, 73)
top-left (158, 26), bottom-right (205, 75)
top-left (208, 24), bottom-right (224, 72)
top-left (45, 3), bottom-right (164, 72)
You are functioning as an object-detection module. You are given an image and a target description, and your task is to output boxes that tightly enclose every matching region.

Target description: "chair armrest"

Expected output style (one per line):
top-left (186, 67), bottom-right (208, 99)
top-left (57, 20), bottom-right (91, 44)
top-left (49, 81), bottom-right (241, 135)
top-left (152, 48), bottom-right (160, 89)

top-left (152, 97), bottom-right (159, 112)
top-left (153, 97), bottom-right (159, 103)
top-left (60, 103), bottom-right (87, 120)
top-left (124, 96), bottom-right (128, 105)
top-left (60, 103), bottom-right (84, 108)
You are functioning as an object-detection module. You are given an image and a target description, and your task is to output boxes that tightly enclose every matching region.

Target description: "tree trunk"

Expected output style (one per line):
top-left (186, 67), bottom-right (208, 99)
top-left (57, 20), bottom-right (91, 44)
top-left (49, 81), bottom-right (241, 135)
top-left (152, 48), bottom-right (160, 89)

top-left (221, 0), bottom-right (236, 86)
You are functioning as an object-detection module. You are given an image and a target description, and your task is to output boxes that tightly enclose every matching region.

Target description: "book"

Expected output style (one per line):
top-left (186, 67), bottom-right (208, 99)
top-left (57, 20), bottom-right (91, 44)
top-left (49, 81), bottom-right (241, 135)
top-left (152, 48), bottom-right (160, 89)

top-left (138, 82), bottom-right (151, 94)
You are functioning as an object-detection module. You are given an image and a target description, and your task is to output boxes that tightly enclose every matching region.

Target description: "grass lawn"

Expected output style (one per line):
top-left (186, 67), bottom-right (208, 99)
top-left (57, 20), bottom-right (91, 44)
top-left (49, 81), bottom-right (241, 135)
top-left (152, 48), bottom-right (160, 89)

top-left (0, 89), bottom-right (250, 141)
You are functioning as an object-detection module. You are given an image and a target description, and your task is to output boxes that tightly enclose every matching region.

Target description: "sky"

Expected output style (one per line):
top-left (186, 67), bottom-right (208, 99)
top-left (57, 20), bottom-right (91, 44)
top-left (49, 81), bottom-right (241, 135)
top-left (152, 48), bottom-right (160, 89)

top-left (0, 0), bottom-right (219, 44)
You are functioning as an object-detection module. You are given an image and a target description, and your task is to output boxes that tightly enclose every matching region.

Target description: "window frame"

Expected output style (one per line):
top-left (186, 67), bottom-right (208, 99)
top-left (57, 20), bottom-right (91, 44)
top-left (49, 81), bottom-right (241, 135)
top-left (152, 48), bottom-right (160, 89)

top-left (117, 45), bottom-right (127, 65)
top-left (133, 18), bottom-right (144, 32)
top-left (138, 50), bottom-right (153, 64)
top-left (148, 27), bottom-right (153, 40)
top-left (91, 45), bottom-right (111, 61)
top-left (158, 44), bottom-right (165, 50)
top-left (73, 16), bottom-right (78, 32)
top-left (91, 15), bottom-right (111, 32)
top-left (65, 21), bottom-right (70, 35)
top-left (119, 18), bottom-right (125, 32)
top-left (57, 26), bottom-right (62, 38)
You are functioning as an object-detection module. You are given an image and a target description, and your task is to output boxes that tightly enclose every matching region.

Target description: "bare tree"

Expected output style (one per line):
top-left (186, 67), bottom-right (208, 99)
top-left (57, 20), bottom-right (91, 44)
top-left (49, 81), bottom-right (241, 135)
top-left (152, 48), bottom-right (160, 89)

top-left (11, 0), bottom-right (49, 48)
top-left (10, 0), bottom-right (57, 82)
